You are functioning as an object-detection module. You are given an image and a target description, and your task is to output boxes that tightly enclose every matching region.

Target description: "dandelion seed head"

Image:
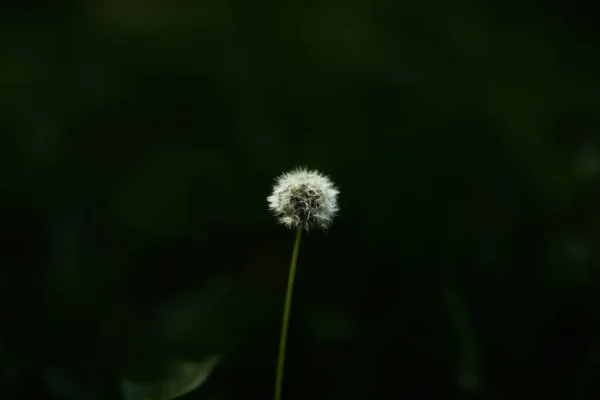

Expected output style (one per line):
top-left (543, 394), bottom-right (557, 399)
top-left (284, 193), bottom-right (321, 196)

top-left (267, 167), bottom-right (339, 231)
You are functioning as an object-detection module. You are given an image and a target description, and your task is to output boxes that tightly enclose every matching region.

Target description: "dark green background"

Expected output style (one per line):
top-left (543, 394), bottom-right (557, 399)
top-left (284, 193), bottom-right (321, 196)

top-left (1, 2), bottom-right (599, 399)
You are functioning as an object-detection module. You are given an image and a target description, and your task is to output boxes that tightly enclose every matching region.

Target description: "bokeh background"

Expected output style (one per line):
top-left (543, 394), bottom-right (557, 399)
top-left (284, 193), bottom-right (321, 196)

top-left (1, 2), bottom-right (599, 399)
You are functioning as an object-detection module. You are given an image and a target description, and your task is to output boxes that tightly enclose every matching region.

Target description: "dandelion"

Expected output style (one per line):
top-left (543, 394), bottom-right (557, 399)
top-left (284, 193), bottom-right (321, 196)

top-left (267, 167), bottom-right (339, 231)
top-left (268, 167), bottom-right (339, 400)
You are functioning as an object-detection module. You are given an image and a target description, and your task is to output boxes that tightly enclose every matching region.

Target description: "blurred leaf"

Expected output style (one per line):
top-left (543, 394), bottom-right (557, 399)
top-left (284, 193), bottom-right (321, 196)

top-left (121, 356), bottom-right (220, 400)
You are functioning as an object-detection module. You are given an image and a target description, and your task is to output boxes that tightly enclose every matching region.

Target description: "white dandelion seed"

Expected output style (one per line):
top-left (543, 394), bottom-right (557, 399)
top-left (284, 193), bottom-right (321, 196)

top-left (267, 167), bottom-right (339, 231)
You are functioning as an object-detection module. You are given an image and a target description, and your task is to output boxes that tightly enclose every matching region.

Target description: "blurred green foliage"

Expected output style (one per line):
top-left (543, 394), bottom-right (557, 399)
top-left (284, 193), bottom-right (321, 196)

top-left (0, 2), bottom-right (599, 399)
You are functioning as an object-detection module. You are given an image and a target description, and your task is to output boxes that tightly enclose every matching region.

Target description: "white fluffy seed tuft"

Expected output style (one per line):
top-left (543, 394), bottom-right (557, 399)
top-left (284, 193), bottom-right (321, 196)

top-left (267, 167), bottom-right (339, 231)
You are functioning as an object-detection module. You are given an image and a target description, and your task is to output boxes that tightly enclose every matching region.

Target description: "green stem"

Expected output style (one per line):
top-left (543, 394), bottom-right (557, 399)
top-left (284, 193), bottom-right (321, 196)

top-left (274, 226), bottom-right (303, 400)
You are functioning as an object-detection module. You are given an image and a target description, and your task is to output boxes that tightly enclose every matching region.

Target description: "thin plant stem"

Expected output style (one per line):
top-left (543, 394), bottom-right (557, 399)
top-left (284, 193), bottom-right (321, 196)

top-left (274, 226), bottom-right (303, 400)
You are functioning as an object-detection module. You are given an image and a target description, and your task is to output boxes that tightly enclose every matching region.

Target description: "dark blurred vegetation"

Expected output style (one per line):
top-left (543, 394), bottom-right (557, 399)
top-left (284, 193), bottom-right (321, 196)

top-left (1, 1), bottom-right (599, 399)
